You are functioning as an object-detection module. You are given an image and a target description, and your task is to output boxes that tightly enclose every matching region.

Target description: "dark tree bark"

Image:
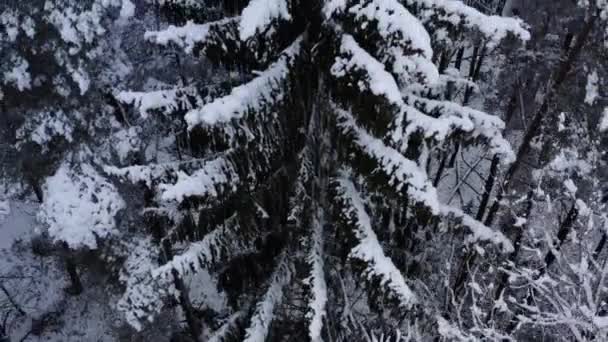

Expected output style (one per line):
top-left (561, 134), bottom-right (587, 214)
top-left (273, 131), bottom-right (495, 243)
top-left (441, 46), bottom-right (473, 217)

top-left (483, 14), bottom-right (597, 228)
top-left (64, 255), bottom-right (83, 296)
top-left (542, 202), bottom-right (578, 270)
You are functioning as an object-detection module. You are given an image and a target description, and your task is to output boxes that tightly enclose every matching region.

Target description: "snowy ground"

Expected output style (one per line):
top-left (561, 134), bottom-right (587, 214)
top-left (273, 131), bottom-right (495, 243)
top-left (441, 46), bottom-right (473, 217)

top-left (0, 199), bottom-right (228, 341)
top-left (0, 200), bottom-right (118, 341)
top-left (0, 200), bottom-right (37, 250)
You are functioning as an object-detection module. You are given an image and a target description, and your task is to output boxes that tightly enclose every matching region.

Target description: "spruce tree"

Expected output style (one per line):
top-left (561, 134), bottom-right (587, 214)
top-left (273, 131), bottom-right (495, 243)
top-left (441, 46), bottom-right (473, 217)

top-left (109, 0), bottom-right (529, 340)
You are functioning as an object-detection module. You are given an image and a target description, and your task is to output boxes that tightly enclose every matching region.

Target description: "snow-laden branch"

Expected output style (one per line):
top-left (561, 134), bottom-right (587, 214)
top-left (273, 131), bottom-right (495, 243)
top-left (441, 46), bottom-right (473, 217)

top-left (440, 205), bottom-right (514, 253)
top-left (144, 17), bottom-right (239, 53)
top-left (403, 0), bottom-right (530, 45)
top-left (335, 106), bottom-right (440, 213)
top-left (243, 251), bottom-right (293, 342)
top-left (239, 0), bottom-right (291, 40)
top-left (152, 214), bottom-right (252, 279)
top-left (331, 34), bottom-right (503, 148)
top-left (407, 95), bottom-right (514, 163)
top-left (158, 157), bottom-right (239, 202)
top-left (305, 211), bottom-right (328, 342)
top-left (185, 36), bottom-right (302, 129)
top-left (105, 155), bottom-right (239, 203)
top-left (208, 311), bottom-right (245, 342)
top-left (335, 175), bottom-right (417, 308)
top-left (346, 0), bottom-right (439, 84)
top-left (116, 87), bottom-right (198, 118)
top-left (40, 162), bottom-right (125, 249)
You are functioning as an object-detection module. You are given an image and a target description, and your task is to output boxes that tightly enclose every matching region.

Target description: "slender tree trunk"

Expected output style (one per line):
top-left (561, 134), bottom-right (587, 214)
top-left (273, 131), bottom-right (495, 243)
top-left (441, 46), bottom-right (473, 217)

top-left (433, 152), bottom-right (448, 187)
top-left (433, 43), bottom-right (481, 185)
top-left (64, 253), bottom-right (83, 296)
top-left (502, 205), bottom-right (578, 336)
top-left (463, 43), bottom-right (487, 105)
top-left (542, 202), bottom-right (578, 271)
top-left (454, 46), bottom-right (465, 71)
top-left (476, 87), bottom-right (519, 222)
top-left (483, 14), bottom-right (597, 228)
top-left (0, 283), bottom-right (26, 316)
top-left (498, 202), bottom-right (581, 334)
top-left (27, 176), bottom-right (43, 203)
top-left (593, 234), bottom-right (606, 260)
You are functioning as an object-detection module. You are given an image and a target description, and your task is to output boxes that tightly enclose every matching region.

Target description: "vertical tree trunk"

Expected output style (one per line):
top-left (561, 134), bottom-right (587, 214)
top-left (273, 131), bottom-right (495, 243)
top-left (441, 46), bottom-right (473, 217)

top-left (542, 202), bottom-right (578, 270)
top-left (593, 234), bottom-right (606, 260)
top-left (433, 152), bottom-right (448, 187)
top-left (27, 176), bottom-right (43, 203)
top-left (476, 87), bottom-right (518, 222)
top-left (63, 245), bottom-right (83, 296)
top-left (463, 43), bottom-right (487, 105)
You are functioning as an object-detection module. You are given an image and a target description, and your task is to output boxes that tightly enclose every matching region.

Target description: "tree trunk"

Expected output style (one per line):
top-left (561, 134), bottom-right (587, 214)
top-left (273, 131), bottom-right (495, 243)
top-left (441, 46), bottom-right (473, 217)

top-left (63, 250), bottom-right (83, 296)
top-left (463, 43), bottom-right (487, 105)
top-left (27, 176), bottom-right (43, 203)
top-left (483, 14), bottom-right (597, 228)
top-left (542, 202), bottom-right (578, 270)
top-left (476, 87), bottom-right (518, 222)
top-left (0, 283), bottom-right (26, 316)
top-left (454, 12), bottom-right (597, 288)
top-left (593, 234), bottom-right (606, 260)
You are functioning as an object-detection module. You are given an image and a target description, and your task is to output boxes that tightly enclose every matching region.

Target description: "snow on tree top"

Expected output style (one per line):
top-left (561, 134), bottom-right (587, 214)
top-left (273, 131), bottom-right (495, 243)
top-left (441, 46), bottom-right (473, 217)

top-left (116, 87), bottom-right (197, 118)
top-left (348, 0), bottom-right (434, 59)
top-left (404, 0), bottom-right (530, 44)
top-left (144, 17), bottom-right (239, 54)
top-left (39, 162), bottom-right (125, 249)
top-left (239, 0), bottom-right (291, 41)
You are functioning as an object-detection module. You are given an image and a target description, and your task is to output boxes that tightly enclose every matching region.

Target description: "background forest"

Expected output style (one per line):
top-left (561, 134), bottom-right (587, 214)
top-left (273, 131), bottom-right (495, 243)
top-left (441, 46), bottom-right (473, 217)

top-left (1, 0), bottom-right (607, 341)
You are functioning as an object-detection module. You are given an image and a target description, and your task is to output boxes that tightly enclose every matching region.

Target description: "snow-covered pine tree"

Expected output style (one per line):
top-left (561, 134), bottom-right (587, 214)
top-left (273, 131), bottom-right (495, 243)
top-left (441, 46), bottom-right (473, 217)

top-left (0, 0), bottom-right (136, 296)
top-left (0, 0), bottom-right (134, 201)
top-left (111, 0), bottom-right (528, 340)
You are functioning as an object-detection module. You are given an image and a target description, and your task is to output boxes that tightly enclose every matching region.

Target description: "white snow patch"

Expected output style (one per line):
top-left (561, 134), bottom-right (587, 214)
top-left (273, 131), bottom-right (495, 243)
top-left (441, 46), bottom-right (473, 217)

top-left (39, 162), bottom-right (125, 249)
top-left (600, 108), bottom-right (608, 132)
top-left (145, 17), bottom-right (238, 54)
top-left (239, 0), bottom-right (291, 40)
top-left (585, 70), bottom-right (599, 105)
